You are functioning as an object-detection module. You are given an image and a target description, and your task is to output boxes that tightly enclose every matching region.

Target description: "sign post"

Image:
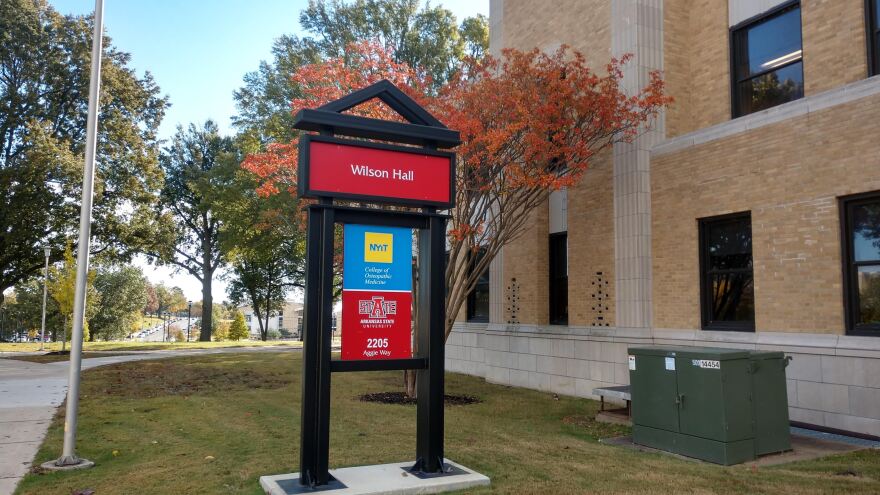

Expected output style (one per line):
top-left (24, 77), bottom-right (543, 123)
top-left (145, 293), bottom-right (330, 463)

top-left (260, 80), bottom-right (487, 494)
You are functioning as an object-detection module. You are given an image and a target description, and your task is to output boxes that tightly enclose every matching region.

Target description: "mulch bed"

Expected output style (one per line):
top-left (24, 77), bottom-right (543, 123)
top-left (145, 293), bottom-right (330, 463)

top-left (359, 391), bottom-right (481, 406)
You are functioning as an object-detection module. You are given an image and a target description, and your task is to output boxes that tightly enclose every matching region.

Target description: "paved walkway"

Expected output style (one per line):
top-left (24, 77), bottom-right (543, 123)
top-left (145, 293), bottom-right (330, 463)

top-left (0, 347), bottom-right (301, 495)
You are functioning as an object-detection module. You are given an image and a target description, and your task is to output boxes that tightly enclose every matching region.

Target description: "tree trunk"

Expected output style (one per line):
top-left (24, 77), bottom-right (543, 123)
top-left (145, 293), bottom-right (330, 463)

top-left (62, 315), bottom-right (67, 352)
top-left (404, 261), bottom-right (419, 398)
top-left (404, 369), bottom-right (417, 398)
top-left (200, 275), bottom-right (212, 341)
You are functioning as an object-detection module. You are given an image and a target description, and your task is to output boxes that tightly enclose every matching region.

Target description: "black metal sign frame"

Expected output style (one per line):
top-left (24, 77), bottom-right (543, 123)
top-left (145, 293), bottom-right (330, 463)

top-left (294, 80), bottom-right (460, 489)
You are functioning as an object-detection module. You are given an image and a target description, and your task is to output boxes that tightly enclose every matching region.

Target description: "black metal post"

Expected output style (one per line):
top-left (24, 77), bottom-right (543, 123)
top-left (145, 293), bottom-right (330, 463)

top-left (299, 202), bottom-right (335, 487)
top-left (413, 212), bottom-right (446, 474)
top-left (315, 203), bottom-right (335, 483)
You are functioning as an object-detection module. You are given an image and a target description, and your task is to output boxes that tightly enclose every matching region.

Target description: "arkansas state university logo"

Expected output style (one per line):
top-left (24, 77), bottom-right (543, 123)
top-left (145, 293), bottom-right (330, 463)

top-left (358, 296), bottom-right (397, 328)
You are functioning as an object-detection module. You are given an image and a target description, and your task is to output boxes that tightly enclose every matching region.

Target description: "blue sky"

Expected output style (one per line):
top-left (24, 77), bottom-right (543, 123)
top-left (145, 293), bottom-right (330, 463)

top-left (49, 0), bottom-right (488, 141)
top-left (48, 0), bottom-right (488, 302)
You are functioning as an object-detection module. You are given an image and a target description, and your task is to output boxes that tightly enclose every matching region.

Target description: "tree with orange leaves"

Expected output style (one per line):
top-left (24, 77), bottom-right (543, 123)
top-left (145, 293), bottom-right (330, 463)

top-left (243, 41), bottom-right (671, 343)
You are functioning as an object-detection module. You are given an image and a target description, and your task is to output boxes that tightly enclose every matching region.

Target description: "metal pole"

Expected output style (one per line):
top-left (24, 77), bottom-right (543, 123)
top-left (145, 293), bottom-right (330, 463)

top-left (39, 248), bottom-right (50, 351)
top-left (55, 0), bottom-right (103, 468)
top-left (187, 302), bottom-right (192, 342)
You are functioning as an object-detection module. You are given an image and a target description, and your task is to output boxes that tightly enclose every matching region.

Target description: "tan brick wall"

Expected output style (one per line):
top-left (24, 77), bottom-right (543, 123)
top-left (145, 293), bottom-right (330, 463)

top-left (498, 0), bottom-right (610, 65)
top-left (494, 0), bottom-right (613, 326)
top-left (664, 0), bottom-right (730, 137)
top-left (652, 93), bottom-right (880, 333)
top-left (664, 0), bottom-right (694, 138)
top-left (502, 206), bottom-right (550, 325)
top-left (568, 152), bottom-right (615, 327)
top-left (802, 0), bottom-right (869, 95)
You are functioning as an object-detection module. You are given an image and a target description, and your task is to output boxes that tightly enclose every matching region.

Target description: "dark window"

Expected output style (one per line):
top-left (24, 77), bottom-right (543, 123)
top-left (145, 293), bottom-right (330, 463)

top-left (842, 192), bottom-right (880, 335)
top-left (549, 233), bottom-right (568, 325)
top-left (869, 0), bottom-right (880, 75)
top-left (731, 3), bottom-right (804, 117)
top-left (466, 248), bottom-right (490, 322)
top-left (699, 213), bottom-right (755, 331)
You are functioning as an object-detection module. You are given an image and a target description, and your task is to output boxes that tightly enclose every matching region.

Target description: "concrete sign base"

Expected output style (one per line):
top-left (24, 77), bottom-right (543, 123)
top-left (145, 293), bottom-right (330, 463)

top-left (260, 459), bottom-right (489, 495)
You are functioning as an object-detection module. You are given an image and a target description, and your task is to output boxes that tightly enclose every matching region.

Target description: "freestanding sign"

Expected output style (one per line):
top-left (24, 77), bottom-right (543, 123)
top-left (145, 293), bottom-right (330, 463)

top-left (341, 224), bottom-right (412, 360)
top-left (282, 80), bottom-right (472, 492)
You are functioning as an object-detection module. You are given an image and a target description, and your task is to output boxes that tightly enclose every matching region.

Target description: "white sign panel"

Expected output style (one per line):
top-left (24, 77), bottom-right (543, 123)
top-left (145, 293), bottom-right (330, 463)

top-left (692, 359), bottom-right (721, 369)
top-left (665, 357), bottom-right (676, 371)
top-left (628, 355), bottom-right (636, 371)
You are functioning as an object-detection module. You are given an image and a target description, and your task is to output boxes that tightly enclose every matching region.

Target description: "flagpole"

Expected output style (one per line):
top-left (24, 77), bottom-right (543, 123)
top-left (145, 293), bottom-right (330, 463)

top-left (46, 0), bottom-right (104, 470)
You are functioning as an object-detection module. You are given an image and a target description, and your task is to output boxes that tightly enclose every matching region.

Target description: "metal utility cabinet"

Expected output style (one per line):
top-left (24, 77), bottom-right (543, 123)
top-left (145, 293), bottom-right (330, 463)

top-left (628, 346), bottom-right (791, 465)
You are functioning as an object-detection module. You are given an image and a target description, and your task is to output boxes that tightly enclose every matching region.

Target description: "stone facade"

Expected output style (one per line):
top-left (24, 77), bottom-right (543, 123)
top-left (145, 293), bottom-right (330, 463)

top-left (448, 0), bottom-right (880, 437)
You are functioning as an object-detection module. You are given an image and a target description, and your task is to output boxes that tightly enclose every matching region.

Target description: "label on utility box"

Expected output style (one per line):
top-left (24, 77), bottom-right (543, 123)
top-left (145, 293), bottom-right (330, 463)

top-left (665, 357), bottom-right (676, 371)
top-left (692, 359), bottom-right (721, 369)
top-left (628, 355), bottom-right (636, 371)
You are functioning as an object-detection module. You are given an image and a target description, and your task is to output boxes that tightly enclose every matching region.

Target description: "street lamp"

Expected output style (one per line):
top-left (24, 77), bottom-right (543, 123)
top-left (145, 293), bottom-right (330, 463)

top-left (186, 301), bottom-right (192, 342)
top-left (39, 247), bottom-right (50, 351)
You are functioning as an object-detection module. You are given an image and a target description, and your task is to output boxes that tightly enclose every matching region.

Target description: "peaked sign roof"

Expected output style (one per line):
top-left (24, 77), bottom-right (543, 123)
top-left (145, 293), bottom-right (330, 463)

top-left (292, 79), bottom-right (461, 149)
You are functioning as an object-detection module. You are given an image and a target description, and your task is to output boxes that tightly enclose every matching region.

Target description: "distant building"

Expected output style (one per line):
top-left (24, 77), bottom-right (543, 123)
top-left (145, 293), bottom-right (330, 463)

top-left (238, 300), bottom-right (341, 339)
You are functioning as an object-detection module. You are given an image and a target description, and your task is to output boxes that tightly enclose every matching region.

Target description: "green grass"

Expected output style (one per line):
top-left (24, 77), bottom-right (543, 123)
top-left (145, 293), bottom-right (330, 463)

top-left (0, 340), bottom-right (302, 353)
top-left (136, 316), bottom-right (164, 331)
top-left (14, 352), bottom-right (880, 494)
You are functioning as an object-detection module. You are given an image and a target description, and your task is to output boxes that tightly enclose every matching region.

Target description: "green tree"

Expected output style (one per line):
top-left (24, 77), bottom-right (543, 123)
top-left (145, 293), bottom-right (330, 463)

top-left (91, 265), bottom-right (148, 341)
top-left (146, 121), bottom-right (234, 340)
top-left (47, 243), bottom-right (99, 348)
top-left (227, 311), bottom-right (249, 341)
top-left (233, 0), bottom-right (488, 144)
top-left (153, 283), bottom-right (187, 316)
top-left (217, 148), bottom-right (305, 342)
top-left (0, 0), bottom-right (168, 304)
top-left (8, 279), bottom-right (63, 342)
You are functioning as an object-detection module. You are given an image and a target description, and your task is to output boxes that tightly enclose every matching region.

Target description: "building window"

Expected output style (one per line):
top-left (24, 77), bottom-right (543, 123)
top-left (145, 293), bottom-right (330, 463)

top-left (331, 316), bottom-right (338, 331)
top-left (245, 314), bottom-right (252, 323)
top-left (549, 233), bottom-right (568, 325)
top-left (699, 213), bottom-right (755, 331)
top-left (842, 192), bottom-right (880, 335)
top-left (466, 248), bottom-right (490, 322)
top-left (278, 316), bottom-right (283, 328)
top-left (731, 3), bottom-right (804, 117)
top-left (869, 0), bottom-right (880, 75)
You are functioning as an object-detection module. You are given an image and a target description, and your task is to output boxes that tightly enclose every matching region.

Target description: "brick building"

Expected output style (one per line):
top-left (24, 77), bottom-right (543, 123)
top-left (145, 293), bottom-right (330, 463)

top-left (446, 0), bottom-right (880, 436)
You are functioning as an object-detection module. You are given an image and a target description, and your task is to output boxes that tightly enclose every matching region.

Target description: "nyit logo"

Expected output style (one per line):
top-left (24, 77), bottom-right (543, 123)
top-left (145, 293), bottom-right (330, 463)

top-left (358, 296), bottom-right (397, 319)
top-left (364, 232), bottom-right (393, 263)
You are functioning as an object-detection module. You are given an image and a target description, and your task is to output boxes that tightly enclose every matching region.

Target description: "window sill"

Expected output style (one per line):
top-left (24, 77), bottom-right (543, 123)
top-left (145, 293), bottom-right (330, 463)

top-left (701, 324), bottom-right (755, 333)
top-left (653, 75), bottom-right (880, 157)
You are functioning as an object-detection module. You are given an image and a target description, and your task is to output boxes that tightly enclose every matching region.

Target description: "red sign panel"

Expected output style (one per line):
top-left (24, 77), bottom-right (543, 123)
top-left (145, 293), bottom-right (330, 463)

top-left (341, 291), bottom-right (412, 360)
top-left (300, 135), bottom-right (454, 207)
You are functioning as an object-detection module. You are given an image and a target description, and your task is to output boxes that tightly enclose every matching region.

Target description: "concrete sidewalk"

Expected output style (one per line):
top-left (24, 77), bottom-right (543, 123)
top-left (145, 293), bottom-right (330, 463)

top-left (0, 346), bottom-right (301, 495)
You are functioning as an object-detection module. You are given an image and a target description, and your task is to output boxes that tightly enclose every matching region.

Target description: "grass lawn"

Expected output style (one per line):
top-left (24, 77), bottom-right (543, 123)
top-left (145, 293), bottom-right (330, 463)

top-left (0, 340), bottom-right (302, 353)
top-left (0, 352), bottom-right (135, 363)
top-left (15, 352), bottom-right (880, 495)
top-left (137, 315), bottom-right (164, 330)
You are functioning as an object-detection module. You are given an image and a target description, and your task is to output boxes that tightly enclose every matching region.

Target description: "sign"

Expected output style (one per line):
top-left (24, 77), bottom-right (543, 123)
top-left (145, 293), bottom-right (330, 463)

top-left (692, 359), bottom-right (721, 369)
top-left (628, 355), bottom-right (636, 371)
top-left (665, 357), bottom-right (676, 371)
top-left (299, 135), bottom-right (455, 207)
top-left (341, 224), bottom-right (413, 360)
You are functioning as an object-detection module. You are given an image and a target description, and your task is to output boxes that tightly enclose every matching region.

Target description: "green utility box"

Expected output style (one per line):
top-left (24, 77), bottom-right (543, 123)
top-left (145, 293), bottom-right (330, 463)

top-left (628, 346), bottom-right (791, 465)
